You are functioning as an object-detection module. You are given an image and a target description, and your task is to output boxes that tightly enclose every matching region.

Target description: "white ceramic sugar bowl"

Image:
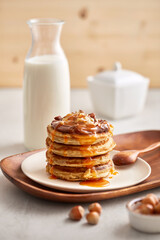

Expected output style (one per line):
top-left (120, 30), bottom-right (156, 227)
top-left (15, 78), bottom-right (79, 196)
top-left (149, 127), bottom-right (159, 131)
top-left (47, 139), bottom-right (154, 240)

top-left (87, 62), bottom-right (149, 119)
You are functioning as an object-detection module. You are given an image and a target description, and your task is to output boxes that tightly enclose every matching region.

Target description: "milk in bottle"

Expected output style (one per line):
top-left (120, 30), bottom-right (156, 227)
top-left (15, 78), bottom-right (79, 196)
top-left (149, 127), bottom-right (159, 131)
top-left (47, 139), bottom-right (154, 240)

top-left (23, 19), bottom-right (70, 150)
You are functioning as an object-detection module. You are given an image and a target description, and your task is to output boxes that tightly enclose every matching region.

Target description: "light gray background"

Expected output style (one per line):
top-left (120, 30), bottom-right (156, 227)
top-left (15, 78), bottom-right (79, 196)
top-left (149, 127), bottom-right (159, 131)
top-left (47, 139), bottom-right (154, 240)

top-left (0, 88), bottom-right (160, 240)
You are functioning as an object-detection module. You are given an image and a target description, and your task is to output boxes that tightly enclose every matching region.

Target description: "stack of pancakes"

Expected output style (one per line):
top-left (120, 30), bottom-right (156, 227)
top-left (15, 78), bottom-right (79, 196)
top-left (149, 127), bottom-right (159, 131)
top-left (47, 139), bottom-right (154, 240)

top-left (46, 111), bottom-right (116, 181)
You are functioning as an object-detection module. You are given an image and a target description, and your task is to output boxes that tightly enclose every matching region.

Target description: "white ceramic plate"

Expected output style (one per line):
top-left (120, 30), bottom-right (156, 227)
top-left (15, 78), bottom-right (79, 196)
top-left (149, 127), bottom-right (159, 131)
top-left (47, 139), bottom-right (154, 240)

top-left (21, 150), bottom-right (151, 193)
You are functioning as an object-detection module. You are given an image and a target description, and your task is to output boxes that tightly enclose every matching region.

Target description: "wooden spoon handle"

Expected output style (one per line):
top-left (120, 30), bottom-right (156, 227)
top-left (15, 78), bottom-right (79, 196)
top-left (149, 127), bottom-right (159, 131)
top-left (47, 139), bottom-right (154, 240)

top-left (139, 142), bottom-right (160, 154)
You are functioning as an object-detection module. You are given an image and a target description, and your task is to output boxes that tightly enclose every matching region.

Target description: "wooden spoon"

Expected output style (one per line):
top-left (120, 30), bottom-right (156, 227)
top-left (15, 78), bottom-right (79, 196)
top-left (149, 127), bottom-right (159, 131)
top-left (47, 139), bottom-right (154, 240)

top-left (113, 142), bottom-right (160, 166)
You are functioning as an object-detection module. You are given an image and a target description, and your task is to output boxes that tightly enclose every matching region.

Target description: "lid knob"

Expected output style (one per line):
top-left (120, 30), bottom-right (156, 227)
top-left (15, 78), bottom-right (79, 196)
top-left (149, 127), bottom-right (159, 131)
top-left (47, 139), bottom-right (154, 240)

top-left (113, 62), bottom-right (122, 71)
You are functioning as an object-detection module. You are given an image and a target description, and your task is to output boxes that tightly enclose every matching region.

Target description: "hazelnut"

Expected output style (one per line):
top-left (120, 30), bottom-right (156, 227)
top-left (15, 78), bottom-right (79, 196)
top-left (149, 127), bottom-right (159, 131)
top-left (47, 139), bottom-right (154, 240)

top-left (88, 202), bottom-right (102, 215)
top-left (135, 203), bottom-right (154, 215)
top-left (154, 202), bottom-right (160, 214)
top-left (142, 193), bottom-right (159, 207)
top-left (88, 113), bottom-right (96, 121)
top-left (86, 211), bottom-right (99, 225)
top-left (54, 116), bottom-right (62, 121)
top-left (79, 110), bottom-right (84, 113)
top-left (69, 205), bottom-right (85, 221)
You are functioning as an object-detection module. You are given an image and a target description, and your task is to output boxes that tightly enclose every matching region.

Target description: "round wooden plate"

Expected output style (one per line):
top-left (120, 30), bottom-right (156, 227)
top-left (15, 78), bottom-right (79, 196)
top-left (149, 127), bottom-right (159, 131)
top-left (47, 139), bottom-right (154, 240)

top-left (21, 150), bottom-right (151, 193)
top-left (1, 130), bottom-right (160, 203)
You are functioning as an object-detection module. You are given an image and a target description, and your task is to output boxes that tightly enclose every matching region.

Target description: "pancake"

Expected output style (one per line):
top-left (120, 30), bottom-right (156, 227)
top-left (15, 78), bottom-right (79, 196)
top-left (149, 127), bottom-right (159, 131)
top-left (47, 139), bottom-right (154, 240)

top-left (47, 124), bottom-right (113, 146)
top-left (46, 159), bottom-right (114, 181)
top-left (46, 150), bottom-right (111, 167)
top-left (47, 111), bottom-right (114, 146)
top-left (46, 137), bottom-right (116, 157)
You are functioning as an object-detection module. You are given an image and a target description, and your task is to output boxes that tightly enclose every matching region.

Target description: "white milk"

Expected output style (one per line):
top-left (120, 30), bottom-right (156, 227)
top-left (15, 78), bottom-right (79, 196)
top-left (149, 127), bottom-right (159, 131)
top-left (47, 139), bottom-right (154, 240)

top-left (23, 55), bottom-right (70, 150)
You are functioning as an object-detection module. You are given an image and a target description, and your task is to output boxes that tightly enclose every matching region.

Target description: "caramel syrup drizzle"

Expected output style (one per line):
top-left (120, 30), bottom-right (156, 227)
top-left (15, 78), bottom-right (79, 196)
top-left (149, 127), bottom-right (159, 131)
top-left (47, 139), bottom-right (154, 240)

top-left (79, 145), bottom-right (95, 157)
top-left (83, 157), bottom-right (96, 168)
top-left (72, 133), bottom-right (97, 145)
top-left (79, 168), bottom-right (118, 188)
top-left (51, 130), bottom-right (55, 142)
top-left (110, 168), bottom-right (118, 176)
top-left (64, 135), bottom-right (68, 144)
top-left (49, 175), bottom-right (57, 179)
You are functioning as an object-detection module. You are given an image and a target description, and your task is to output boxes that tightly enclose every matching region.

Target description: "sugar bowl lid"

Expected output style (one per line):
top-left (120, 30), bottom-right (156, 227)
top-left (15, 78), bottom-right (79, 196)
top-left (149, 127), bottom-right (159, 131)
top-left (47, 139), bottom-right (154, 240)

top-left (93, 62), bottom-right (149, 86)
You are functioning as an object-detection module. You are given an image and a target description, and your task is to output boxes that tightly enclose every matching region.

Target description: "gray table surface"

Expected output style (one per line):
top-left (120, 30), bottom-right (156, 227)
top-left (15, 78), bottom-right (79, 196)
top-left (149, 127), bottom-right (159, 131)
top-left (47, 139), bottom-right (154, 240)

top-left (0, 88), bottom-right (160, 240)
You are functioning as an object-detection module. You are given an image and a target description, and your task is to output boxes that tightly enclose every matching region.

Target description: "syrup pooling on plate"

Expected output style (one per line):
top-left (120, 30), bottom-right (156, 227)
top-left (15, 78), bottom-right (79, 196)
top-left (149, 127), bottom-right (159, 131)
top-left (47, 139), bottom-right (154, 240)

top-left (80, 178), bottom-right (110, 187)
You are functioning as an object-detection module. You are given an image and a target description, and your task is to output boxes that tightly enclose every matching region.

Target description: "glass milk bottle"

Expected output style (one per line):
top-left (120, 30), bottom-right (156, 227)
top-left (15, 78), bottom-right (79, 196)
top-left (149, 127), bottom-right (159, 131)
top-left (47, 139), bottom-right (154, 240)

top-left (23, 19), bottom-right (70, 150)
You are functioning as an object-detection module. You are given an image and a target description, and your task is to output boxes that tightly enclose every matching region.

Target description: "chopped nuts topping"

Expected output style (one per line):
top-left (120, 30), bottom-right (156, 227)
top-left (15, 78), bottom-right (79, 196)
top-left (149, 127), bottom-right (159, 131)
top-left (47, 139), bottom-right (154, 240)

top-left (51, 110), bottom-right (111, 135)
top-left (54, 116), bottom-right (62, 121)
